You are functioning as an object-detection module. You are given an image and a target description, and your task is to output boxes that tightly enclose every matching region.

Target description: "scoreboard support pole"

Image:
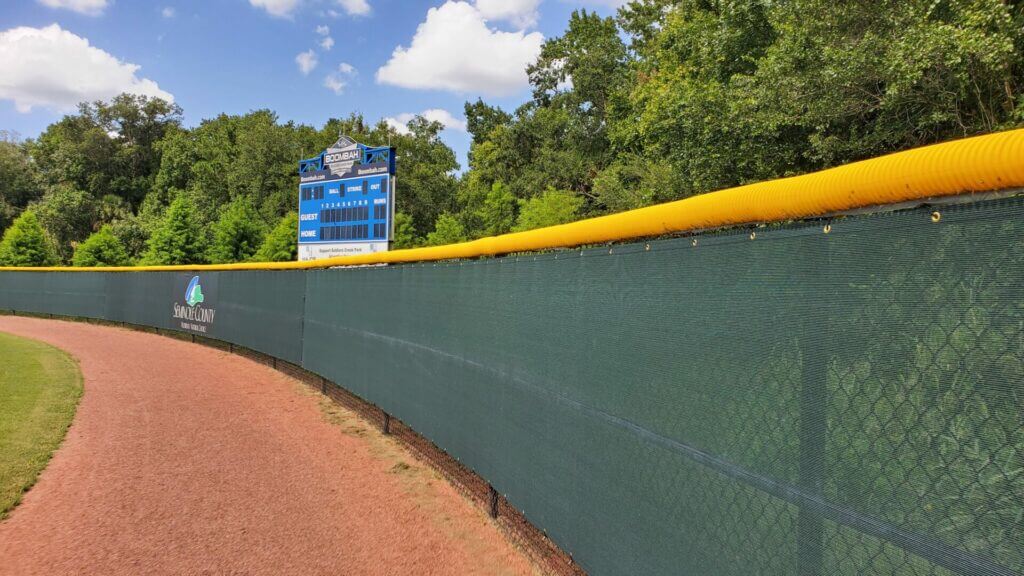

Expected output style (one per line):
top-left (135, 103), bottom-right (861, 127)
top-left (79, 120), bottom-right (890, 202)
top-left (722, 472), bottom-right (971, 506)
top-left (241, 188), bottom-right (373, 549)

top-left (389, 175), bottom-right (397, 251)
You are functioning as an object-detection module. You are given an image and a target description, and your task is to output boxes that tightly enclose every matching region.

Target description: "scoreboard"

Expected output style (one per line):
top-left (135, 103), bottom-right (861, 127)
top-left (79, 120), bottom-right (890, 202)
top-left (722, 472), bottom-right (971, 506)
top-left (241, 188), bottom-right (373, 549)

top-left (297, 135), bottom-right (396, 261)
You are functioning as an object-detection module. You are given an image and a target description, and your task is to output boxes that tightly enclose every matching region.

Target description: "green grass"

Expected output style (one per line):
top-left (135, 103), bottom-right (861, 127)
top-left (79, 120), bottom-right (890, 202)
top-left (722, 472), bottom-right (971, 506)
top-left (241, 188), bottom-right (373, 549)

top-left (0, 332), bottom-right (82, 519)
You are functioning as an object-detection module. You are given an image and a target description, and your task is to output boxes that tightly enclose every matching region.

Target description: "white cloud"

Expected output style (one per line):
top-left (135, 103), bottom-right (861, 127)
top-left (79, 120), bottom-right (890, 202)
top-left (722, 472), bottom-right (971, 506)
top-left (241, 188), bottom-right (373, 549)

top-left (295, 49), bottom-right (317, 75)
top-left (323, 62), bottom-right (356, 95)
top-left (376, 2), bottom-right (543, 96)
top-left (323, 75), bottom-right (346, 95)
top-left (384, 118), bottom-right (410, 135)
top-left (36, 0), bottom-right (108, 16)
top-left (337, 0), bottom-right (370, 16)
top-left (314, 25), bottom-right (333, 49)
top-left (249, 0), bottom-right (299, 18)
top-left (474, 0), bottom-right (540, 29)
top-left (386, 109), bottom-right (467, 134)
top-left (161, 6), bottom-right (175, 18)
top-left (0, 24), bottom-right (173, 113)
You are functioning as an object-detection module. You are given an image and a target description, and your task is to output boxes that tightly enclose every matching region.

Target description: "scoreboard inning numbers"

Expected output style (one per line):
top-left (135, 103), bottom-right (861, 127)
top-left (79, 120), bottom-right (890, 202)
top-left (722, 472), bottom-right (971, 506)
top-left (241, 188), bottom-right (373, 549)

top-left (297, 136), bottom-right (396, 261)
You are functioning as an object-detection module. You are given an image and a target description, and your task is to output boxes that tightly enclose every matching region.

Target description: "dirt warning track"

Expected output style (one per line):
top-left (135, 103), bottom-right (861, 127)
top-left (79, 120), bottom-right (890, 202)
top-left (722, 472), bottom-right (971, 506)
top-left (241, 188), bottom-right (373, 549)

top-left (0, 316), bottom-right (537, 576)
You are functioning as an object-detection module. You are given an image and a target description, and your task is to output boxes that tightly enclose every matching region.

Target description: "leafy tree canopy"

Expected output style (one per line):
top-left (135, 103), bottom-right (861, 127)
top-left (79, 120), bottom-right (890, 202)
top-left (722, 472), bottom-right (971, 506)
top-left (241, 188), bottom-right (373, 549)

top-left (513, 189), bottom-right (584, 232)
top-left (208, 199), bottom-right (266, 264)
top-left (142, 194), bottom-right (208, 265)
top-left (72, 225), bottom-right (130, 267)
top-left (0, 133), bottom-right (42, 230)
top-left (33, 183), bottom-right (97, 263)
top-left (253, 212), bottom-right (299, 262)
top-left (426, 213), bottom-right (467, 246)
top-left (392, 211), bottom-right (418, 249)
top-left (0, 210), bottom-right (58, 267)
top-left (3, 1), bottom-right (1023, 263)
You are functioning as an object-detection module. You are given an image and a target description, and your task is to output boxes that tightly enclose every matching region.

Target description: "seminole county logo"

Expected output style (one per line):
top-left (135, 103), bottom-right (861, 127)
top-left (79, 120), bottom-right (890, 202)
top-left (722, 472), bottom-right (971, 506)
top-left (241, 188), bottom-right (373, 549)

top-left (185, 276), bottom-right (205, 307)
top-left (172, 274), bottom-right (217, 334)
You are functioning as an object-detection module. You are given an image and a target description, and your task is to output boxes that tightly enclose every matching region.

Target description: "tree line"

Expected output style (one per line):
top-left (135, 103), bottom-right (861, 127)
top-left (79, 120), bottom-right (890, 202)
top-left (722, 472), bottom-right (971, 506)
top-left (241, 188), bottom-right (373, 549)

top-left (1, 0), bottom-right (1022, 266)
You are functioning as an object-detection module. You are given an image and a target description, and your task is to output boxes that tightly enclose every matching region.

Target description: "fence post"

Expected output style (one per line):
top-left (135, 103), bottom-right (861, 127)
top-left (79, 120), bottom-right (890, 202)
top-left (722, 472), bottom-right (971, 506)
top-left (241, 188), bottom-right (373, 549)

top-left (489, 486), bottom-right (499, 519)
top-left (382, 412), bottom-right (391, 435)
top-left (321, 376), bottom-right (327, 394)
top-left (797, 236), bottom-right (829, 576)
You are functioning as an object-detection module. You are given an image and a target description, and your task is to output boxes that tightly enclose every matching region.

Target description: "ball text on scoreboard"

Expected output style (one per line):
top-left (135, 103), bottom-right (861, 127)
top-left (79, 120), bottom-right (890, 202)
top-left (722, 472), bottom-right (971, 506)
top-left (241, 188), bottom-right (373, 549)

top-left (296, 135), bottom-right (396, 261)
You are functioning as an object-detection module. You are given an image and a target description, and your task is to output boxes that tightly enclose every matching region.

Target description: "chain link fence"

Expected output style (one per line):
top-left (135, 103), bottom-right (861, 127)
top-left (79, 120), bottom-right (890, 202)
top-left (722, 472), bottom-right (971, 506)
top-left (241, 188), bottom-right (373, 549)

top-left (0, 196), bottom-right (1020, 576)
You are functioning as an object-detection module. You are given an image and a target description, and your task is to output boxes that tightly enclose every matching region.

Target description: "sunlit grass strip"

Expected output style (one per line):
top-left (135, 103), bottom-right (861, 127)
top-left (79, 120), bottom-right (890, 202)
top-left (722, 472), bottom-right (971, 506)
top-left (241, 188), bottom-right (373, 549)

top-left (0, 332), bottom-right (82, 518)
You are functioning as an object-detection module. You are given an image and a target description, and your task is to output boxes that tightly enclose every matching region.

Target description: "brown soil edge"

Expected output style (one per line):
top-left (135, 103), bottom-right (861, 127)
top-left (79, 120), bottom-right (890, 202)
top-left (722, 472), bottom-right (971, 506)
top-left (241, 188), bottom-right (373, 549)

top-left (1, 310), bottom-right (586, 576)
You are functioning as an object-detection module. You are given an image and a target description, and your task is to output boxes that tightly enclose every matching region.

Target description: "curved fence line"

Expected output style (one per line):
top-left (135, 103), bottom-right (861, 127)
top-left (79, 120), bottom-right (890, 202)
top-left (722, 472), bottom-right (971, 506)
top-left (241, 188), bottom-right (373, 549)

top-left (1, 195), bottom-right (1021, 575)
top-left (2, 128), bottom-right (1023, 272)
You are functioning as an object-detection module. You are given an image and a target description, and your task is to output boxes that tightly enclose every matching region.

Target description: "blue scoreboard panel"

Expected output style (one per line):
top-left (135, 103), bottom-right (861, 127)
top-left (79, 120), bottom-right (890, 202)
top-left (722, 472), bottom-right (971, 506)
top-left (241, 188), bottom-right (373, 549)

top-left (297, 136), bottom-right (396, 261)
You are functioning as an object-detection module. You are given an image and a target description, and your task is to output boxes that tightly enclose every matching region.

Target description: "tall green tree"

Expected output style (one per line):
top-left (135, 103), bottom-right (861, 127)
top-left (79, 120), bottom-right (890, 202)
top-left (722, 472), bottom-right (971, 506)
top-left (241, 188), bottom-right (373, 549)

top-left (513, 189), bottom-right (584, 232)
top-left (529, 9), bottom-right (629, 120)
top-left (208, 199), bottom-right (267, 263)
top-left (33, 184), bottom-right (98, 263)
top-left (153, 111), bottom-right (460, 241)
top-left (0, 211), bottom-right (57, 267)
top-left (457, 9), bottom-right (630, 221)
top-left (107, 216), bottom-right (150, 263)
top-left (142, 195), bottom-right (209, 265)
top-left (392, 211), bottom-right (418, 249)
top-left (479, 182), bottom-right (517, 236)
top-left (616, 0), bottom-right (1024, 197)
top-left (28, 95), bottom-right (181, 207)
top-left (13, 1), bottom-right (1024, 261)
top-left (464, 99), bottom-right (511, 146)
top-left (388, 116), bottom-right (460, 235)
top-left (152, 111), bottom-right (294, 223)
top-left (72, 225), bottom-right (130, 267)
top-left (0, 134), bottom-right (43, 230)
top-left (592, 154), bottom-right (677, 212)
top-left (426, 213), bottom-right (467, 246)
top-left (253, 212), bottom-right (299, 262)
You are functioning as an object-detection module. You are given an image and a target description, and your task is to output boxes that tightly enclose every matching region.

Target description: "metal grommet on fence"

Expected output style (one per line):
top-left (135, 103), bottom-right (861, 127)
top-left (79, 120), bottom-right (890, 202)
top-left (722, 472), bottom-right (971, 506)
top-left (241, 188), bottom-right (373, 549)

top-left (691, 239), bottom-right (698, 247)
top-left (645, 243), bottom-right (650, 251)
top-left (823, 224), bottom-right (832, 234)
top-left (749, 231), bottom-right (757, 240)
top-left (608, 247), bottom-right (613, 254)
top-left (931, 211), bottom-right (942, 223)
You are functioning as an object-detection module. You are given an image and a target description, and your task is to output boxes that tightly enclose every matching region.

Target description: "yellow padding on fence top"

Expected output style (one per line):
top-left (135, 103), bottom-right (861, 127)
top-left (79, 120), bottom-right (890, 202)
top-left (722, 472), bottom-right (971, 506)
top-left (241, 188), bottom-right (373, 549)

top-left (5, 128), bottom-right (1024, 273)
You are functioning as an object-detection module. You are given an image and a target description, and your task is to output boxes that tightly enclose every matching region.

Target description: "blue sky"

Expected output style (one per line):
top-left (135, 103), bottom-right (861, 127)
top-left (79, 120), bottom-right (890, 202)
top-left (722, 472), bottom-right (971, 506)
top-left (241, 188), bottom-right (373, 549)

top-left (0, 0), bottom-right (624, 169)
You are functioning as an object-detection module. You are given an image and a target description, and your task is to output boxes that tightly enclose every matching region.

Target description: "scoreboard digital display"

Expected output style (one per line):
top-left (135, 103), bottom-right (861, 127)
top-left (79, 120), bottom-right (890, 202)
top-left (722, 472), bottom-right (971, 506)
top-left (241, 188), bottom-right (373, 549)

top-left (297, 135), bottom-right (396, 261)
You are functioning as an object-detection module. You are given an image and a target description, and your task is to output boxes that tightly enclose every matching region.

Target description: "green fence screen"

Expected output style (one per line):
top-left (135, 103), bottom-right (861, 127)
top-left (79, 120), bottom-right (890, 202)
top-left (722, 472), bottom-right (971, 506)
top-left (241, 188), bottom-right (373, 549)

top-left (0, 197), bottom-right (1021, 576)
